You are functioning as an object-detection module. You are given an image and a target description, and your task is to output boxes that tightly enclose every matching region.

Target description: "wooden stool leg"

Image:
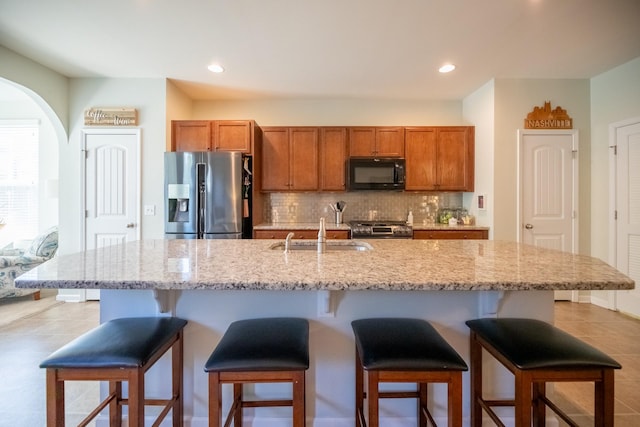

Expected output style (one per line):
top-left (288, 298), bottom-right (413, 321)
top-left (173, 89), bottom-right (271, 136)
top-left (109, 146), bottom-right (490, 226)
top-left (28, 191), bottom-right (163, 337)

top-left (532, 381), bottom-right (546, 427)
top-left (355, 349), bottom-right (364, 427)
top-left (46, 369), bottom-right (65, 427)
top-left (469, 331), bottom-right (483, 427)
top-left (514, 371), bottom-right (533, 427)
top-left (233, 383), bottom-right (242, 427)
top-left (292, 371), bottom-right (306, 427)
top-left (109, 381), bottom-right (122, 426)
top-left (172, 333), bottom-right (183, 427)
top-left (419, 382), bottom-right (428, 427)
top-left (128, 368), bottom-right (145, 427)
top-left (595, 369), bottom-right (615, 426)
top-left (208, 373), bottom-right (221, 427)
top-left (367, 370), bottom-right (380, 427)
top-left (449, 372), bottom-right (463, 427)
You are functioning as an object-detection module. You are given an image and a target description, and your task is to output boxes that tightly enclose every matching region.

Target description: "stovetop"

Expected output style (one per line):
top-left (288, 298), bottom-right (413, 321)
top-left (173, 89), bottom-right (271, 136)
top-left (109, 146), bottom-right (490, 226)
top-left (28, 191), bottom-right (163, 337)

top-left (349, 220), bottom-right (413, 239)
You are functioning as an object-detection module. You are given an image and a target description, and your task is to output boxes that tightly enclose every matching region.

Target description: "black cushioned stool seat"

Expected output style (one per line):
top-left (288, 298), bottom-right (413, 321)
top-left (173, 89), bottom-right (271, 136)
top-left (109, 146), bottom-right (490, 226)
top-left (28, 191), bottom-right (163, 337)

top-left (352, 318), bottom-right (468, 427)
top-left (204, 317), bottom-right (309, 427)
top-left (466, 318), bottom-right (621, 427)
top-left (40, 316), bottom-right (188, 427)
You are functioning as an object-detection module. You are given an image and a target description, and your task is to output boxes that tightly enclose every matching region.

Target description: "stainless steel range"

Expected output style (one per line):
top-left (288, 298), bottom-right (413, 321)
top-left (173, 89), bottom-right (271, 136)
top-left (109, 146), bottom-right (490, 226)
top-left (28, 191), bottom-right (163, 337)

top-left (349, 220), bottom-right (413, 239)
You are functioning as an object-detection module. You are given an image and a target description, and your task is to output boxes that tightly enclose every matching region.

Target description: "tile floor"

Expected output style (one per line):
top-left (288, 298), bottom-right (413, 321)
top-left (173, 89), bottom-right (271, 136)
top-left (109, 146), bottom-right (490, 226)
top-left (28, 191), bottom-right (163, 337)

top-left (0, 294), bottom-right (638, 426)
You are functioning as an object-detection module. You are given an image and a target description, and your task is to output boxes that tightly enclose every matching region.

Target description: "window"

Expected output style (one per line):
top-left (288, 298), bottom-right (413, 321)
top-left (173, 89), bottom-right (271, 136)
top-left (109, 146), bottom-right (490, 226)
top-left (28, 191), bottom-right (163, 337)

top-left (0, 122), bottom-right (39, 246)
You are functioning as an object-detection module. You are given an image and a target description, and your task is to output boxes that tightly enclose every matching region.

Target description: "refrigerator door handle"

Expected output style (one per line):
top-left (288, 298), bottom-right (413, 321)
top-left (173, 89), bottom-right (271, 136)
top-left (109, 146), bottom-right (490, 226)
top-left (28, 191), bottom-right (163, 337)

top-left (197, 162), bottom-right (207, 238)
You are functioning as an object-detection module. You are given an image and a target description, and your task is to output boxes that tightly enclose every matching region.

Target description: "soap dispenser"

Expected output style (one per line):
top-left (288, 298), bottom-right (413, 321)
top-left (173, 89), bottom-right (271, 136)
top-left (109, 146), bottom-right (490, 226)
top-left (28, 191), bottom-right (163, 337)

top-left (407, 211), bottom-right (414, 225)
top-left (318, 218), bottom-right (327, 253)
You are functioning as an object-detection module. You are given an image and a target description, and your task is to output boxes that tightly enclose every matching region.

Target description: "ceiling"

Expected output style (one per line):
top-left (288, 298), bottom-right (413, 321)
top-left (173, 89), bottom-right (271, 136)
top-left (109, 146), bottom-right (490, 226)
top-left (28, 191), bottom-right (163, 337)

top-left (1, 0), bottom-right (639, 101)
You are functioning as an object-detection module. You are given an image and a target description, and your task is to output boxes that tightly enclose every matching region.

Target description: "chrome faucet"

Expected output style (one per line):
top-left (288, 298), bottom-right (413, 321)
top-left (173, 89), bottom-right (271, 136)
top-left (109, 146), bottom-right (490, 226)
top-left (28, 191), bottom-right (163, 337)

top-left (284, 232), bottom-right (295, 253)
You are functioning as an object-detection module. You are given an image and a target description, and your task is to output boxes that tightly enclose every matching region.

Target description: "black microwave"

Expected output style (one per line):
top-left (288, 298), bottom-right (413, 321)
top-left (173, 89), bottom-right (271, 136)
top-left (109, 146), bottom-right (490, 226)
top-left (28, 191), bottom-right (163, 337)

top-left (347, 158), bottom-right (405, 190)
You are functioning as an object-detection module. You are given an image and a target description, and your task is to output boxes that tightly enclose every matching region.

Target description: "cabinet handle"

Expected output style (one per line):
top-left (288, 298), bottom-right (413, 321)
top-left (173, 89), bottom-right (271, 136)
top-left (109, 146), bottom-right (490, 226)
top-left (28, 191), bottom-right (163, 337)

top-left (525, 224), bottom-right (534, 229)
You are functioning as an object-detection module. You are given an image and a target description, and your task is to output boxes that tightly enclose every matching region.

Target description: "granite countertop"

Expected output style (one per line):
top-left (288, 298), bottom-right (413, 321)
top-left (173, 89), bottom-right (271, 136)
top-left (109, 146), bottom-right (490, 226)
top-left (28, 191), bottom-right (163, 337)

top-left (16, 239), bottom-right (634, 292)
top-left (254, 222), bottom-right (352, 231)
top-left (254, 222), bottom-right (489, 231)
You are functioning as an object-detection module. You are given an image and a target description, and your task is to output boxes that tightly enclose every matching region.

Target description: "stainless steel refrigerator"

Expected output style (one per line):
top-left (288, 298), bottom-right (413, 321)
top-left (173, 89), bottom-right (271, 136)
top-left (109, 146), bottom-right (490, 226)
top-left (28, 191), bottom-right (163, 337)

top-left (164, 151), bottom-right (244, 239)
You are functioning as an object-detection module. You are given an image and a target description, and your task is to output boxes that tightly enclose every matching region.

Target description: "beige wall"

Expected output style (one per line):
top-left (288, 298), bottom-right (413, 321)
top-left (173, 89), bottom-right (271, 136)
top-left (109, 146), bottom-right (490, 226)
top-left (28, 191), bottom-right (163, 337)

top-left (191, 98), bottom-right (464, 126)
top-left (462, 80), bottom-right (495, 236)
top-left (492, 79), bottom-right (591, 252)
top-left (0, 45), bottom-right (69, 138)
top-left (61, 78), bottom-right (168, 253)
top-left (590, 56), bottom-right (640, 262)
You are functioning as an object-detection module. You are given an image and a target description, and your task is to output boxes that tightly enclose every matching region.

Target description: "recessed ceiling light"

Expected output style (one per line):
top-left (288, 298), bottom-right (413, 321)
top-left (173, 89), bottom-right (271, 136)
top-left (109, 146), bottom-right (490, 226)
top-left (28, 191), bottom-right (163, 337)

top-left (208, 64), bottom-right (224, 73)
top-left (439, 64), bottom-right (456, 73)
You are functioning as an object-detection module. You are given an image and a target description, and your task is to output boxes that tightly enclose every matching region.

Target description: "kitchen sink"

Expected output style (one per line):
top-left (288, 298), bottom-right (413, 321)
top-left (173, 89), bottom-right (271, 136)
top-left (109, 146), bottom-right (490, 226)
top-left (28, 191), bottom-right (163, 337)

top-left (269, 240), bottom-right (373, 252)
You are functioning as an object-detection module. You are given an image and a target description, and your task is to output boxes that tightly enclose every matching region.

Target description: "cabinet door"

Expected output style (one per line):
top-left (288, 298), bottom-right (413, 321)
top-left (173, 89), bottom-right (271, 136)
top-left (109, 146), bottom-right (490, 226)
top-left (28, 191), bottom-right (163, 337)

top-left (375, 127), bottom-right (405, 157)
top-left (348, 127), bottom-right (376, 157)
top-left (320, 128), bottom-right (347, 191)
top-left (214, 120), bottom-right (252, 153)
top-left (405, 127), bottom-right (437, 190)
top-left (437, 127), bottom-right (474, 191)
top-left (261, 128), bottom-right (290, 191)
top-left (172, 121), bottom-right (212, 151)
top-left (290, 128), bottom-right (319, 190)
top-left (413, 230), bottom-right (488, 240)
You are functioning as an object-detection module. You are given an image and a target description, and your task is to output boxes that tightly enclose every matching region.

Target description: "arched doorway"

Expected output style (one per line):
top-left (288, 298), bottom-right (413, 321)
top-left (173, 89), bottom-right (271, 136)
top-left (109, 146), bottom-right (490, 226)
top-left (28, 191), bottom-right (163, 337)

top-left (0, 79), bottom-right (63, 246)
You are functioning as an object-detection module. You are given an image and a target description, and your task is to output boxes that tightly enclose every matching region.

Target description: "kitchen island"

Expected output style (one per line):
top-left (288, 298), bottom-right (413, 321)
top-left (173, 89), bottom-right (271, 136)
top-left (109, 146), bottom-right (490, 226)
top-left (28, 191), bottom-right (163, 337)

top-left (16, 239), bottom-right (634, 426)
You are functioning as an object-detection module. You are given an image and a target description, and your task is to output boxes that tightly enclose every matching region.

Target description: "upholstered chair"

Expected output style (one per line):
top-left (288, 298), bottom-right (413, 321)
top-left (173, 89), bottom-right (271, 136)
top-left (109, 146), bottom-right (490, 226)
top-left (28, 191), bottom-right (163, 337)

top-left (0, 226), bottom-right (58, 300)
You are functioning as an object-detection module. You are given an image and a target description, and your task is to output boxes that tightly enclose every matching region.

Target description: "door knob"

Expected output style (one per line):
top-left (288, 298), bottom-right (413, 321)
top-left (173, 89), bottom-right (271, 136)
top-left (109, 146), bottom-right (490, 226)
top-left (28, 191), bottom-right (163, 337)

top-left (525, 224), bottom-right (533, 229)
top-left (126, 223), bottom-right (135, 228)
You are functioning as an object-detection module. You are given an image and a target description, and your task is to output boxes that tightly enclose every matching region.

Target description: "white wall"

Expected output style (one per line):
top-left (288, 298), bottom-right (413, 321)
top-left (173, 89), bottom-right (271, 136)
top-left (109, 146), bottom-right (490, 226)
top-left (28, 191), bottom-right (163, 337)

top-left (462, 79), bottom-right (495, 237)
top-left (590, 56), bottom-right (640, 263)
top-left (61, 78), bottom-right (168, 254)
top-left (0, 45), bottom-right (69, 137)
top-left (492, 79), bottom-right (591, 250)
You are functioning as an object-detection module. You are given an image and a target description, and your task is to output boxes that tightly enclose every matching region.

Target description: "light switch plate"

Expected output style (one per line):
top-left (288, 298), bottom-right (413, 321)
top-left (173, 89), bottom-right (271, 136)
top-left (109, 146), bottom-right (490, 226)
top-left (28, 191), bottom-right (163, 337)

top-left (144, 205), bottom-right (155, 216)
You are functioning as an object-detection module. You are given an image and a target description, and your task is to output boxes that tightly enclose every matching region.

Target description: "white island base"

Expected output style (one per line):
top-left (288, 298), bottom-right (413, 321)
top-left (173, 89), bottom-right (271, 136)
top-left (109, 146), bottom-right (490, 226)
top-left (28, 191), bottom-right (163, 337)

top-left (99, 288), bottom-right (554, 427)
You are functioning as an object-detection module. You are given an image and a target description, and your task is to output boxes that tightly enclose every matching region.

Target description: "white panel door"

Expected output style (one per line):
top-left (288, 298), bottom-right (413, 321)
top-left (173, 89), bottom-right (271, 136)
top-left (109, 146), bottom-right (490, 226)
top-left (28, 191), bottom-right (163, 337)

top-left (82, 129), bottom-right (140, 300)
top-left (614, 121), bottom-right (640, 317)
top-left (519, 130), bottom-right (578, 301)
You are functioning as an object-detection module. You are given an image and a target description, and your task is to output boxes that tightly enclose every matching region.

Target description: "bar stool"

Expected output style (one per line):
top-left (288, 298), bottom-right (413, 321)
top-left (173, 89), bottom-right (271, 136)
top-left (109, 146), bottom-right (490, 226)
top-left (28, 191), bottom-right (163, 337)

top-left (204, 317), bottom-right (309, 427)
top-left (40, 316), bottom-right (188, 427)
top-left (351, 318), bottom-right (468, 427)
top-left (466, 318), bottom-right (621, 427)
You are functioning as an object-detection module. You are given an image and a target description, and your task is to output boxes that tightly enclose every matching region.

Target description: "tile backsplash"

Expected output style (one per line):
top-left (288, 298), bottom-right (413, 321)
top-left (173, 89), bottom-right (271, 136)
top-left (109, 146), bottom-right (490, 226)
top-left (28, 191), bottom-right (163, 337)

top-left (263, 192), bottom-right (463, 225)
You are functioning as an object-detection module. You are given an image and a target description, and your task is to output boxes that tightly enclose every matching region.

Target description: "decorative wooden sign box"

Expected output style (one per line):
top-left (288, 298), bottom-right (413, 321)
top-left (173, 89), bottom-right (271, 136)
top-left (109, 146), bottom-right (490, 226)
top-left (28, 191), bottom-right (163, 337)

top-left (524, 102), bottom-right (572, 129)
top-left (84, 107), bottom-right (137, 126)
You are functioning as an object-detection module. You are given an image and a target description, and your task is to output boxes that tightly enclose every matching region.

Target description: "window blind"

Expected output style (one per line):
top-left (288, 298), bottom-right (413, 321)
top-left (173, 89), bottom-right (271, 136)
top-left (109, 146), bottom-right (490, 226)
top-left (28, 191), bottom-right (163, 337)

top-left (0, 124), bottom-right (39, 245)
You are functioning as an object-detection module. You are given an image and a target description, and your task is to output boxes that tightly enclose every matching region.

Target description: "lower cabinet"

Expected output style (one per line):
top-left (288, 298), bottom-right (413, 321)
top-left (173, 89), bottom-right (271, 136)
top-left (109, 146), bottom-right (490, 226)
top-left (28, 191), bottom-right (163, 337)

top-left (254, 230), bottom-right (350, 239)
top-left (413, 230), bottom-right (488, 240)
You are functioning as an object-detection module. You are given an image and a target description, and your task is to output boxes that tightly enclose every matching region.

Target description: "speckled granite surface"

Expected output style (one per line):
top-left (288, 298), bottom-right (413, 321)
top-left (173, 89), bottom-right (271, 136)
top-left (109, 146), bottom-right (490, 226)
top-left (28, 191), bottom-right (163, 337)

top-left (253, 222), bottom-right (489, 231)
top-left (15, 239), bottom-right (633, 291)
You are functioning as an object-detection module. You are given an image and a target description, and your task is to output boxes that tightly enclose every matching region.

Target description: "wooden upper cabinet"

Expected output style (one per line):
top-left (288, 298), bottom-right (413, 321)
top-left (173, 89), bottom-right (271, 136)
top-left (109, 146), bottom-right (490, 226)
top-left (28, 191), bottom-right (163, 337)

top-left (437, 127), bottom-right (474, 191)
top-left (261, 128), bottom-right (290, 191)
top-left (261, 127), bottom-right (319, 191)
top-left (213, 120), bottom-right (253, 153)
top-left (171, 120), bottom-right (212, 151)
top-left (320, 128), bottom-right (348, 191)
top-left (348, 127), bottom-right (404, 157)
top-left (404, 126), bottom-right (474, 192)
top-left (172, 120), bottom-right (254, 154)
top-left (405, 127), bottom-right (437, 190)
top-left (290, 128), bottom-right (319, 191)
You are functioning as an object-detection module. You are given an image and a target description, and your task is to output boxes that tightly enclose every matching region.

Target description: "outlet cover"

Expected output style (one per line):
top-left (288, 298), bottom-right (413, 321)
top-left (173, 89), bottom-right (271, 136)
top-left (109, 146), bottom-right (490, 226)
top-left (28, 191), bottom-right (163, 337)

top-left (144, 205), bottom-right (155, 216)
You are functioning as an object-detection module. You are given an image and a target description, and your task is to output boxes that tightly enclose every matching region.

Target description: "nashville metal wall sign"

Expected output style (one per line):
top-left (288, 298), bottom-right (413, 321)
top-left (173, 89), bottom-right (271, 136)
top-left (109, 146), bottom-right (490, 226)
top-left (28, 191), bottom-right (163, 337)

top-left (84, 107), bottom-right (137, 126)
top-left (524, 101), bottom-right (572, 129)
